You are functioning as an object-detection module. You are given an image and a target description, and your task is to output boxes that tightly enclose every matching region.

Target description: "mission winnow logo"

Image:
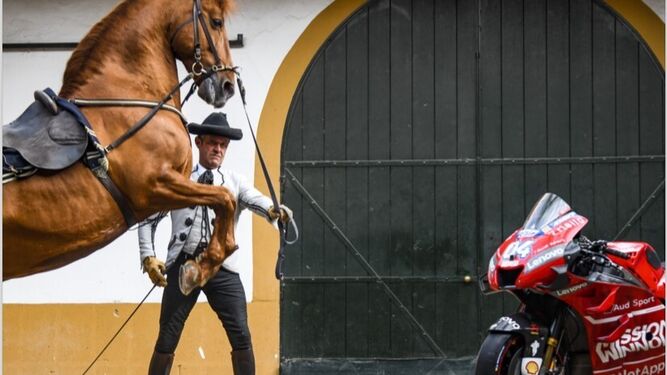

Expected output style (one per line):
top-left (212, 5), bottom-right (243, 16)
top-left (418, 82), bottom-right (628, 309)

top-left (595, 320), bottom-right (666, 364)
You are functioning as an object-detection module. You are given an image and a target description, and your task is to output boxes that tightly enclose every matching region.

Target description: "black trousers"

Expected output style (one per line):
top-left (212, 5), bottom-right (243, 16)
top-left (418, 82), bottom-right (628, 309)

top-left (154, 253), bottom-right (252, 354)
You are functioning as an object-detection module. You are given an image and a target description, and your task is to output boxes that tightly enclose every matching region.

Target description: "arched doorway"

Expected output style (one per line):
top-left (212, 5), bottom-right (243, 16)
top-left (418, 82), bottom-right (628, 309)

top-left (274, 0), bottom-right (664, 372)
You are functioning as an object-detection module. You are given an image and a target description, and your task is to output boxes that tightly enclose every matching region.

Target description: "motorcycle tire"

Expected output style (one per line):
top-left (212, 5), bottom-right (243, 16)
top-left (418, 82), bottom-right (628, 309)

top-left (474, 333), bottom-right (523, 375)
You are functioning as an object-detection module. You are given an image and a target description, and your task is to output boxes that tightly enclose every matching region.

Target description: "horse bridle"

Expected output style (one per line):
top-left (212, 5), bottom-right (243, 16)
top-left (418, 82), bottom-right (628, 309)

top-left (101, 0), bottom-right (241, 153)
top-left (171, 0), bottom-right (238, 77)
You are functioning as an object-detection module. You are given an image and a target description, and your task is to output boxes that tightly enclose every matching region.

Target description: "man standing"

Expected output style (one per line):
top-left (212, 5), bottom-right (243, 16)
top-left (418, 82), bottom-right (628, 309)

top-left (138, 113), bottom-right (290, 375)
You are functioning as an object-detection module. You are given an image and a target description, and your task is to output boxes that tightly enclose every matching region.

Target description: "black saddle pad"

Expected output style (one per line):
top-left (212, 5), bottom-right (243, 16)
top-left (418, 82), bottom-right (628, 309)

top-left (3, 147), bottom-right (33, 172)
top-left (3, 99), bottom-right (88, 170)
top-left (3, 147), bottom-right (37, 182)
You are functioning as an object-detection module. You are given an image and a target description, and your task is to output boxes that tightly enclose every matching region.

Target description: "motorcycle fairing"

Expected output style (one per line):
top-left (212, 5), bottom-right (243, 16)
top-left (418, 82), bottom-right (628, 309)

top-left (490, 211), bottom-right (588, 290)
top-left (556, 278), bottom-right (666, 372)
top-left (605, 242), bottom-right (666, 297)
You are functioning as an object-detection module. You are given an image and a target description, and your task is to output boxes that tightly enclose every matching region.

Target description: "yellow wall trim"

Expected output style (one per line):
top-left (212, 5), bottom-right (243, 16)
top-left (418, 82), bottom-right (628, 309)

top-left (3, 302), bottom-right (275, 374)
top-left (606, 0), bottom-right (665, 68)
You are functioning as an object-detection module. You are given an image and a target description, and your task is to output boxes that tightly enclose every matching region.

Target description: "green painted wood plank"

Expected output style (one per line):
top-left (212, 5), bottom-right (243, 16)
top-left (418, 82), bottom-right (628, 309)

top-left (389, 0), bottom-right (415, 354)
top-left (390, 0), bottom-right (413, 161)
top-left (367, 0), bottom-right (392, 357)
top-left (298, 54), bottom-right (326, 357)
top-left (456, 0), bottom-right (477, 158)
top-left (345, 7), bottom-right (371, 357)
top-left (615, 20), bottom-right (641, 240)
top-left (283, 96), bottom-right (304, 276)
top-left (638, 47), bottom-right (665, 255)
top-left (546, 0), bottom-right (571, 200)
top-left (523, 0), bottom-right (548, 215)
top-left (301, 283), bottom-right (326, 356)
top-left (569, 0), bottom-right (595, 228)
top-left (592, 4), bottom-right (617, 240)
top-left (280, 282), bottom-right (302, 356)
top-left (478, 0), bottom-right (505, 328)
top-left (434, 0), bottom-right (457, 160)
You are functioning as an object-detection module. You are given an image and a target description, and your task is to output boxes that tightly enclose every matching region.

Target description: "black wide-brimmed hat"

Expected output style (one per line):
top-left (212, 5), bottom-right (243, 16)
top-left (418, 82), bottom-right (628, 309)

top-left (188, 112), bottom-right (243, 140)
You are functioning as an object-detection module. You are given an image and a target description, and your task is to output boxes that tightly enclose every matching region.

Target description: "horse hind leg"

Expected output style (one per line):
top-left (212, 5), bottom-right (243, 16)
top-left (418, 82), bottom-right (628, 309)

top-left (151, 170), bottom-right (238, 295)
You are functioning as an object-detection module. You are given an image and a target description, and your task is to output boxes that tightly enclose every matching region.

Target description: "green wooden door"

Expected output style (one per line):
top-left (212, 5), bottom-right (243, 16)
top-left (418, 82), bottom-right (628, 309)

top-left (280, 0), bottom-right (664, 373)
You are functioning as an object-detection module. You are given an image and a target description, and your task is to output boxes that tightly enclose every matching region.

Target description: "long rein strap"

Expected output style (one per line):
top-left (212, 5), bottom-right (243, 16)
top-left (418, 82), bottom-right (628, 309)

top-left (235, 76), bottom-right (298, 280)
top-left (81, 284), bottom-right (158, 375)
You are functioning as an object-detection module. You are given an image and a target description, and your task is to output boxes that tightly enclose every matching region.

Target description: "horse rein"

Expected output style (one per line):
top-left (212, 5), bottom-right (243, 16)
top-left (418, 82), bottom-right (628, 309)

top-left (234, 74), bottom-right (299, 280)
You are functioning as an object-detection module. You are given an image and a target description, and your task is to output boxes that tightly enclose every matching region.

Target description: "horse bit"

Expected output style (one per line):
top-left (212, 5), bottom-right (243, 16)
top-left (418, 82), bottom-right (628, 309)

top-left (172, 0), bottom-right (237, 77)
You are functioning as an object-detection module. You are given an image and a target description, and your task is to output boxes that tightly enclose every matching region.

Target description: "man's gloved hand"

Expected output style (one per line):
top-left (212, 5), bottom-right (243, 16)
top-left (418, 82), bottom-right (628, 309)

top-left (268, 204), bottom-right (293, 223)
top-left (142, 256), bottom-right (167, 287)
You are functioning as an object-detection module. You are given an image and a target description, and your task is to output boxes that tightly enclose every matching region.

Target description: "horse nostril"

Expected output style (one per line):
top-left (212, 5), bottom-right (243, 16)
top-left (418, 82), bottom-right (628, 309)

top-left (223, 80), bottom-right (235, 98)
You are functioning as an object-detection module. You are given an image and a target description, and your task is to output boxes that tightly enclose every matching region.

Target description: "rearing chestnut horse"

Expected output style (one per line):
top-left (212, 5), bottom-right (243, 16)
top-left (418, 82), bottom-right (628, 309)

top-left (4, 0), bottom-right (239, 294)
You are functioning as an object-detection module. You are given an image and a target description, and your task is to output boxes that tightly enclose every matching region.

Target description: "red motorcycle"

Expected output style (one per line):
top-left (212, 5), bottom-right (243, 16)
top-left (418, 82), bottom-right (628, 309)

top-left (476, 193), bottom-right (665, 375)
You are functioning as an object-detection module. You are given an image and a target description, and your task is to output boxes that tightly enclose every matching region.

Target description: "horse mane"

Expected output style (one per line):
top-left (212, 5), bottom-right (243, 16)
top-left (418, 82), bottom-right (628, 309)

top-left (60, 0), bottom-right (134, 97)
top-left (60, 0), bottom-right (235, 98)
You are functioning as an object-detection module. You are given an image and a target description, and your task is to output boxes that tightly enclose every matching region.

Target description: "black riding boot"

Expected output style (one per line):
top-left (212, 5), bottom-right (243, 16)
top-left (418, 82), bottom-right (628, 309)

top-left (148, 351), bottom-right (174, 375)
top-left (231, 348), bottom-right (255, 375)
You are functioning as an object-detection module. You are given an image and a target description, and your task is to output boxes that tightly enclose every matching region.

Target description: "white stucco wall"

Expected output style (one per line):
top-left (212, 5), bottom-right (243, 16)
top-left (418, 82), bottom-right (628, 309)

top-left (2, 0), bottom-right (333, 303)
top-left (644, 0), bottom-right (665, 21)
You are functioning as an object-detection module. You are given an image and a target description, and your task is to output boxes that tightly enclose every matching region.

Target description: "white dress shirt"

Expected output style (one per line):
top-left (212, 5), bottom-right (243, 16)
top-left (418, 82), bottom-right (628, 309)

top-left (138, 163), bottom-right (275, 273)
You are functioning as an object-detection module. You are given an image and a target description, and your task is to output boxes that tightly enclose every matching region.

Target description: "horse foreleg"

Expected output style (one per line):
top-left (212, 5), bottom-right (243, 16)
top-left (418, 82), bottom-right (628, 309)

top-left (151, 171), bottom-right (237, 295)
top-left (178, 211), bottom-right (236, 295)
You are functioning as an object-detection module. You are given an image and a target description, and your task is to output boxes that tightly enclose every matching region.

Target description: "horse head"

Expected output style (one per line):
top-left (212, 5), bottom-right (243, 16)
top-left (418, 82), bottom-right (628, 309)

top-left (170, 0), bottom-right (237, 108)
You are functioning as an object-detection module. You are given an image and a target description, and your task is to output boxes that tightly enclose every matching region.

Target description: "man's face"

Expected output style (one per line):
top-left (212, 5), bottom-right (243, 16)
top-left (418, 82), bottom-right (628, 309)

top-left (195, 135), bottom-right (230, 169)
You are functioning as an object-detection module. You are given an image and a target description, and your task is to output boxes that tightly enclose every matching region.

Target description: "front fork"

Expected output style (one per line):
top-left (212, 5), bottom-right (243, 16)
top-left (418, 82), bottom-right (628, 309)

top-left (541, 308), bottom-right (566, 375)
top-left (487, 302), bottom-right (570, 375)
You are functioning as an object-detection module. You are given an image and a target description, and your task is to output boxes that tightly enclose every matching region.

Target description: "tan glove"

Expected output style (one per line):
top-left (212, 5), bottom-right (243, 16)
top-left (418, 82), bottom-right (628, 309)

top-left (268, 205), bottom-right (292, 223)
top-left (142, 256), bottom-right (167, 287)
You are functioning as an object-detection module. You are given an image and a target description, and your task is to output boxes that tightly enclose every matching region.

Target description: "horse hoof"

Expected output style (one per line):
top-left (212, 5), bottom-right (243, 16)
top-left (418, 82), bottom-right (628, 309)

top-left (179, 260), bottom-right (201, 295)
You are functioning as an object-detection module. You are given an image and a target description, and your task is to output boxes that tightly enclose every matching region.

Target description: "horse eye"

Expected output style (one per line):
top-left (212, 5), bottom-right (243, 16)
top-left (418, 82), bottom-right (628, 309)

top-left (211, 18), bottom-right (224, 28)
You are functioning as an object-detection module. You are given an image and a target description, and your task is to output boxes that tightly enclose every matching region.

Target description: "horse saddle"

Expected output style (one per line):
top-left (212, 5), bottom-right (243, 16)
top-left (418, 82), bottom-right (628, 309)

top-left (3, 89), bottom-right (88, 173)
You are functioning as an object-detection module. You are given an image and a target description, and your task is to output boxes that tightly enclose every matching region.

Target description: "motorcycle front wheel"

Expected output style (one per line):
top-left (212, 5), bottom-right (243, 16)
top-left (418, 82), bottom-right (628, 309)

top-left (474, 333), bottom-right (523, 375)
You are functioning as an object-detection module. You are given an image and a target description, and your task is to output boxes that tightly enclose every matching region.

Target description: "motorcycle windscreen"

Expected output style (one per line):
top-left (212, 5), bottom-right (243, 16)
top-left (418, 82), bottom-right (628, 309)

top-left (522, 193), bottom-right (572, 231)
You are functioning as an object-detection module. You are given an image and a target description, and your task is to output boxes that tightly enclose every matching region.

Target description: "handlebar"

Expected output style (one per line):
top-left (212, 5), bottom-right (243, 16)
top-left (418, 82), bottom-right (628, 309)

top-left (588, 240), bottom-right (608, 252)
top-left (603, 247), bottom-right (631, 260)
top-left (579, 238), bottom-right (631, 260)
